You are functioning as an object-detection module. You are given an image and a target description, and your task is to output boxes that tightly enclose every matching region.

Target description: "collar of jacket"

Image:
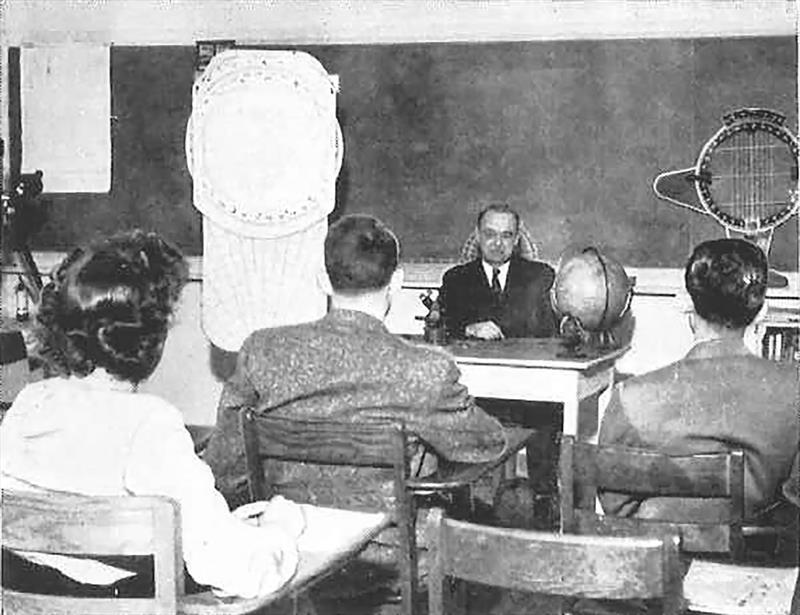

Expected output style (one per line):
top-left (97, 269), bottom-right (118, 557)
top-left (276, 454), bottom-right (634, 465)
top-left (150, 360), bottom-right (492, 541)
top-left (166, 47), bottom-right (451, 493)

top-left (684, 336), bottom-right (751, 361)
top-left (325, 308), bottom-right (388, 334)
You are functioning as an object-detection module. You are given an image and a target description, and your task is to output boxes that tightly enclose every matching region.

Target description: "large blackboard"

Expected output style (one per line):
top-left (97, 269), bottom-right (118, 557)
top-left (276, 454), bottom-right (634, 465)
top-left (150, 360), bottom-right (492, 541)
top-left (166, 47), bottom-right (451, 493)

top-left (26, 37), bottom-right (798, 269)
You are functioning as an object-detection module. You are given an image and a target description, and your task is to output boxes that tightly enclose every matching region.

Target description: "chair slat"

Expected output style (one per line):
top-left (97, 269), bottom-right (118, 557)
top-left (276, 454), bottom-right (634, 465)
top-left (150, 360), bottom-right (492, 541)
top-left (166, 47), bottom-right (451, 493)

top-left (2, 491), bottom-right (177, 556)
top-left (2, 490), bottom-right (181, 615)
top-left (574, 441), bottom-right (740, 498)
top-left (249, 414), bottom-right (401, 467)
top-left (427, 508), bottom-right (684, 615)
top-left (240, 411), bottom-right (418, 615)
top-left (573, 510), bottom-right (733, 554)
top-left (3, 592), bottom-right (167, 615)
top-left (559, 435), bottom-right (746, 560)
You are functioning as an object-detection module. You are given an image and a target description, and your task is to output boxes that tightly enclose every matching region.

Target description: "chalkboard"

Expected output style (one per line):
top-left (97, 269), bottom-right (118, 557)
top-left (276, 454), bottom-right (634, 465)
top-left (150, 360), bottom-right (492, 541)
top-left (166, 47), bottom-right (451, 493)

top-left (25, 37), bottom-right (798, 269)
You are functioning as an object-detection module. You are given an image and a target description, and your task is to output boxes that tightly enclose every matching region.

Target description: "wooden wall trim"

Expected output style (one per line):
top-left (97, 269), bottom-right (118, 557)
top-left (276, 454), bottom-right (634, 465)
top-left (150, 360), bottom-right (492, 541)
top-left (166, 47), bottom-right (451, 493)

top-left (2, 1), bottom-right (797, 46)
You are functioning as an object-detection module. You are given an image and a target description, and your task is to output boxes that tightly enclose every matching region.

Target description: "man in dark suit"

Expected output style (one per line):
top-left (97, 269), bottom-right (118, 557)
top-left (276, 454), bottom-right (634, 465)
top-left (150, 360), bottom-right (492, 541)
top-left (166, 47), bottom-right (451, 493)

top-left (599, 238), bottom-right (799, 522)
top-left (438, 204), bottom-right (560, 519)
top-left (203, 214), bottom-right (508, 508)
top-left (438, 203), bottom-right (557, 340)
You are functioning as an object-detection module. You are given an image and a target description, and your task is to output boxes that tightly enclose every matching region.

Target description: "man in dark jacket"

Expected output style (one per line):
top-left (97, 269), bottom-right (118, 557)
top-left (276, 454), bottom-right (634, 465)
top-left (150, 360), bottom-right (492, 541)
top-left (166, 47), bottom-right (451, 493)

top-left (438, 204), bottom-right (557, 340)
top-left (599, 238), bottom-right (798, 522)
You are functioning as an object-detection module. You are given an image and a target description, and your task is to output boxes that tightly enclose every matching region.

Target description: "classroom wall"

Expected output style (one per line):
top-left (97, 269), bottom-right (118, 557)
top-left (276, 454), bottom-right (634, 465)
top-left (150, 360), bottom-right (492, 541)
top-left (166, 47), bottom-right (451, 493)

top-left (9, 37), bottom-right (799, 270)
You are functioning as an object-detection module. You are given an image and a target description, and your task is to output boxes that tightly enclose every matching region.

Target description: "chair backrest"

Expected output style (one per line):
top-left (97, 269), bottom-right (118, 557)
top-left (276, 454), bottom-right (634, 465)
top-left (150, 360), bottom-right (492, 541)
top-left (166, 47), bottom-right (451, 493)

top-left (240, 410), bottom-right (418, 615)
top-left (426, 508), bottom-right (684, 615)
top-left (2, 489), bottom-right (183, 615)
top-left (558, 435), bottom-right (745, 559)
top-left (459, 220), bottom-right (539, 263)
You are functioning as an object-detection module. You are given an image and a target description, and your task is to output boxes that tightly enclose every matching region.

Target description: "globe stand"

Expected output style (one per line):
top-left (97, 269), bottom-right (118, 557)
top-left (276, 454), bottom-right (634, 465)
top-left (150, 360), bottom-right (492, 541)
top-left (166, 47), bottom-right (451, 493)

top-left (557, 315), bottom-right (627, 358)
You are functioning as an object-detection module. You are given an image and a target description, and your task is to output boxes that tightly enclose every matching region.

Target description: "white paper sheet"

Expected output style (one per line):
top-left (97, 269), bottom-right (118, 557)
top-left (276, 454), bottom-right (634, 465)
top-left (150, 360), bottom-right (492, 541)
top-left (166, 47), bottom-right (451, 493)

top-left (21, 44), bottom-right (111, 193)
top-left (684, 560), bottom-right (798, 615)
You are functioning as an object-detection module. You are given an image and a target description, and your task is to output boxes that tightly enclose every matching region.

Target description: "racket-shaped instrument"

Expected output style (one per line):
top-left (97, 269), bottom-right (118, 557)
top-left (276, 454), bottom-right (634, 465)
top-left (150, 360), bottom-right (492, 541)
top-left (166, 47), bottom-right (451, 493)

top-left (654, 108), bottom-right (798, 283)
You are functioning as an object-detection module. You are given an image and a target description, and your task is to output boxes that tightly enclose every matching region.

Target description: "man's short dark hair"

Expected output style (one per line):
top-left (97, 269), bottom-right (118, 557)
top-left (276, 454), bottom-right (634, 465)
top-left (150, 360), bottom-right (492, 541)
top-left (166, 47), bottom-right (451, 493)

top-left (684, 238), bottom-right (767, 330)
top-left (476, 203), bottom-right (520, 232)
top-left (325, 214), bottom-right (399, 293)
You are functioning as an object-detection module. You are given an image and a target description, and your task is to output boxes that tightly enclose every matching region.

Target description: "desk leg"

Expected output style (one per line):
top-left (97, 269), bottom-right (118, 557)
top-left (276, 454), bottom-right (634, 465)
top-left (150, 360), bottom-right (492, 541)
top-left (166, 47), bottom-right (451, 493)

top-left (574, 368), bottom-right (615, 442)
top-left (562, 397), bottom-right (579, 437)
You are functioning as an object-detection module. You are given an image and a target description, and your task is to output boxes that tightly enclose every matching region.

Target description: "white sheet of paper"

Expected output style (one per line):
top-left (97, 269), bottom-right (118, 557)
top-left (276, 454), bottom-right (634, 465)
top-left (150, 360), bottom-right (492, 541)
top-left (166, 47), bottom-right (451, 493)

top-left (297, 504), bottom-right (389, 553)
top-left (684, 560), bottom-right (798, 615)
top-left (21, 44), bottom-right (110, 193)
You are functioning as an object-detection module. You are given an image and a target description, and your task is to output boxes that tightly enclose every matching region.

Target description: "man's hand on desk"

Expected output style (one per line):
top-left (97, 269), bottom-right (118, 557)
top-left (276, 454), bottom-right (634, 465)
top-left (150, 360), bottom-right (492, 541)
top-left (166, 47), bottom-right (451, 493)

top-left (465, 321), bottom-right (505, 340)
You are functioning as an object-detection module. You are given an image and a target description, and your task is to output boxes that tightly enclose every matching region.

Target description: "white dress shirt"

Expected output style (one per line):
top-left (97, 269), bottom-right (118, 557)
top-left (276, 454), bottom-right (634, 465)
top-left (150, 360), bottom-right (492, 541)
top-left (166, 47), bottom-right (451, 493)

top-left (481, 259), bottom-right (510, 292)
top-left (0, 371), bottom-right (299, 598)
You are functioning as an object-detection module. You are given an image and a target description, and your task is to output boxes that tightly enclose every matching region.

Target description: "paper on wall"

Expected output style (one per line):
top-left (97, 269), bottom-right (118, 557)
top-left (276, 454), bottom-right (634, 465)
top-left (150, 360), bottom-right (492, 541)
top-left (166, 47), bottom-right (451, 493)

top-left (21, 44), bottom-right (111, 193)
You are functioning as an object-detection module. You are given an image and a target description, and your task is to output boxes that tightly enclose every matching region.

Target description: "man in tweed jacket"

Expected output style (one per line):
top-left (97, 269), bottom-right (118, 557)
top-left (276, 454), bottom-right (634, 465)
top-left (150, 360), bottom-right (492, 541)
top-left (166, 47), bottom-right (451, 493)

top-left (203, 214), bottom-right (508, 507)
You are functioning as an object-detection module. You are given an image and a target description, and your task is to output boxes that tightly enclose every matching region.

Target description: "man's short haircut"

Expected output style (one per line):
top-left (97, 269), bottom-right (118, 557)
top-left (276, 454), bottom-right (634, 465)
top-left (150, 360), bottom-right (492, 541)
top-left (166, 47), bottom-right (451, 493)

top-left (684, 238), bottom-right (767, 330)
top-left (325, 214), bottom-right (399, 293)
top-left (476, 203), bottom-right (520, 232)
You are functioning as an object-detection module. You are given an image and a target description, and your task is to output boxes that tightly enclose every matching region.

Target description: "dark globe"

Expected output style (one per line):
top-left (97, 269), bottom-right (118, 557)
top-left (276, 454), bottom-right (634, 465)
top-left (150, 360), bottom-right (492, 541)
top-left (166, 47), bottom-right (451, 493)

top-left (551, 247), bottom-right (633, 331)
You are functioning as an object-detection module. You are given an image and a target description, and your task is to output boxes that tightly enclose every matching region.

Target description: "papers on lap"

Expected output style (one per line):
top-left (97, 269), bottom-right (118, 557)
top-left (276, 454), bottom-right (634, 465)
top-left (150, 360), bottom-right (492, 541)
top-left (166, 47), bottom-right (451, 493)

top-left (684, 560), bottom-right (798, 615)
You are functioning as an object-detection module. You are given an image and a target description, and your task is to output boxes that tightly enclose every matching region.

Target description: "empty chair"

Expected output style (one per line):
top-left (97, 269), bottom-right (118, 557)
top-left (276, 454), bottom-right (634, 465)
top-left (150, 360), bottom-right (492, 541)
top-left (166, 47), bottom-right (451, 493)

top-left (426, 507), bottom-right (684, 615)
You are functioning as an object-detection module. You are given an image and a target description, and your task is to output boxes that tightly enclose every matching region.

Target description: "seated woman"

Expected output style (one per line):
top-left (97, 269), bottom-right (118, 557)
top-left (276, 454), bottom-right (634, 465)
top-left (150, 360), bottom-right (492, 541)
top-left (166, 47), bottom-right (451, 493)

top-left (1, 230), bottom-right (304, 599)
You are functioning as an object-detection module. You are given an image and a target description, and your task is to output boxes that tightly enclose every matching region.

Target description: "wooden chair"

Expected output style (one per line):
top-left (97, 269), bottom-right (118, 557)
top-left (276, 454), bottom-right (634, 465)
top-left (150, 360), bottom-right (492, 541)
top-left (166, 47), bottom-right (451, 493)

top-left (558, 435), bottom-right (747, 560)
top-left (459, 220), bottom-right (539, 262)
top-left (2, 489), bottom-right (335, 615)
top-left (240, 411), bottom-right (418, 615)
top-left (426, 507), bottom-right (685, 615)
top-left (240, 413), bottom-right (536, 615)
top-left (2, 489), bottom-right (183, 615)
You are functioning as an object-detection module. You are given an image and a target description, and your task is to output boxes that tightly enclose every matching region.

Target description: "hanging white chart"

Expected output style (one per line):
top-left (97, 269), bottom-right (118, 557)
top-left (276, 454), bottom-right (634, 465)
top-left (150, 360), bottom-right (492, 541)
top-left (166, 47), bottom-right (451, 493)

top-left (187, 50), bottom-right (343, 350)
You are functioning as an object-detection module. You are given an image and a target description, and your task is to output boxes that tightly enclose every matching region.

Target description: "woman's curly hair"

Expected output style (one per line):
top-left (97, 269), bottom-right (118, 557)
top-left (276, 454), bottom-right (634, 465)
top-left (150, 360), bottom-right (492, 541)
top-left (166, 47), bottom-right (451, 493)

top-left (33, 230), bottom-right (189, 384)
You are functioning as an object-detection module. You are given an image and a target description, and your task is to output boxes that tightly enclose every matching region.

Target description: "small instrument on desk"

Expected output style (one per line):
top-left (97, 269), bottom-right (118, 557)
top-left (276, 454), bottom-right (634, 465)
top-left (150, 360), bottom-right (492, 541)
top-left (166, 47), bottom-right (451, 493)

top-left (419, 289), bottom-right (447, 345)
top-left (1, 169), bottom-right (46, 308)
top-left (653, 108), bottom-right (799, 288)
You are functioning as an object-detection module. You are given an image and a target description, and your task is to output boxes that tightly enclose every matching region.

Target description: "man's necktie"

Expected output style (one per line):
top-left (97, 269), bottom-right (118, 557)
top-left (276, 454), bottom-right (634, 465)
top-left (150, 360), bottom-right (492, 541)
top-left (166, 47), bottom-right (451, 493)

top-left (491, 267), bottom-right (502, 296)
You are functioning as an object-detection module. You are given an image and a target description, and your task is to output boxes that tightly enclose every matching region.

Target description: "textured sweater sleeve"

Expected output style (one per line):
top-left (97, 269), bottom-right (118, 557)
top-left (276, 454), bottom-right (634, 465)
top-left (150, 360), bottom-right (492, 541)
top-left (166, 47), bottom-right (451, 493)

top-left (124, 399), bottom-right (298, 598)
top-left (202, 334), bottom-right (260, 499)
top-left (408, 354), bottom-right (507, 463)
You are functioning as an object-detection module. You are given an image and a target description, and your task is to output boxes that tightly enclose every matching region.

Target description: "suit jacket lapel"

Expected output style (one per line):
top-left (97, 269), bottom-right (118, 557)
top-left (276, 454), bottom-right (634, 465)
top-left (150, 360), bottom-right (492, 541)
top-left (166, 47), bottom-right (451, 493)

top-left (505, 257), bottom-right (526, 299)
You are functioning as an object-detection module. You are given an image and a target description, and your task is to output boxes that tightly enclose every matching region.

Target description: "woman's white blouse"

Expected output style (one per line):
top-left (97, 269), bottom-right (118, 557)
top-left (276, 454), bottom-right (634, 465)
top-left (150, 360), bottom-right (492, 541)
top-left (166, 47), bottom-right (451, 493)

top-left (0, 372), bottom-right (299, 598)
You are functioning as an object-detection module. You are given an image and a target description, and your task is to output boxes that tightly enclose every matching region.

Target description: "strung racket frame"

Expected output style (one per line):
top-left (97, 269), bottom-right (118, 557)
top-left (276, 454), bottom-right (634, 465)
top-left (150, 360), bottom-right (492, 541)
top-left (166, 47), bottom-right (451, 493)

top-left (653, 108), bottom-right (799, 246)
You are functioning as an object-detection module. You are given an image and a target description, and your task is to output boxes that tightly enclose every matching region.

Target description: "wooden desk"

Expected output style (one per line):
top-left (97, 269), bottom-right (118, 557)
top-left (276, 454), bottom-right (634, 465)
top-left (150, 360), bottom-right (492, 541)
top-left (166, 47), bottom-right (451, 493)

top-left (179, 505), bottom-right (389, 615)
top-left (443, 338), bottom-right (628, 439)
